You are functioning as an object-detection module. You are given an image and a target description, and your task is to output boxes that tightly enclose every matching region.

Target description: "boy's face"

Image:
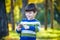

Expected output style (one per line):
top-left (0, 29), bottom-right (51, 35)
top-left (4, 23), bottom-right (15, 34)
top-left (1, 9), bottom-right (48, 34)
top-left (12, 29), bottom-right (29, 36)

top-left (25, 11), bottom-right (37, 20)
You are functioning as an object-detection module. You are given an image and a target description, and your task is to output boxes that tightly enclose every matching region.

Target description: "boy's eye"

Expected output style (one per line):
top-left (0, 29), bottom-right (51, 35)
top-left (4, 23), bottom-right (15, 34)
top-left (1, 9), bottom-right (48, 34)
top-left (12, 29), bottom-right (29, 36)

top-left (26, 12), bottom-right (31, 14)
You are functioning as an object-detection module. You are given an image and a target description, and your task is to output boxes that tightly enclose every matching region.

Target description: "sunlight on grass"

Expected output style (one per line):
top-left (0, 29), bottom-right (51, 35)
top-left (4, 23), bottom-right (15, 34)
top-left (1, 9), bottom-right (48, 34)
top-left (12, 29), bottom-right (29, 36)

top-left (5, 31), bottom-right (19, 40)
top-left (5, 27), bottom-right (60, 40)
top-left (8, 23), bottom-right (12, 31)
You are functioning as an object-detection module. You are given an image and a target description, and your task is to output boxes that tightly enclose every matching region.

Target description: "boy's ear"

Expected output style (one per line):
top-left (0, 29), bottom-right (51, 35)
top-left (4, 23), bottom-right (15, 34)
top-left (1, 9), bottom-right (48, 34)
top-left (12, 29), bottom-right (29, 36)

top-left (35, 11), bottom-right (37, 15)
top-left (35, 11), bottom-right (37, 14)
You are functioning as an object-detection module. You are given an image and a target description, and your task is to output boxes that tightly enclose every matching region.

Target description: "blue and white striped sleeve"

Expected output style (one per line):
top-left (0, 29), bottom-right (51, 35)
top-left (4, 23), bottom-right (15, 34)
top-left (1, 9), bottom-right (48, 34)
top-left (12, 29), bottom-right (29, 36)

top-left (35, 21), bottom-right (41, 32)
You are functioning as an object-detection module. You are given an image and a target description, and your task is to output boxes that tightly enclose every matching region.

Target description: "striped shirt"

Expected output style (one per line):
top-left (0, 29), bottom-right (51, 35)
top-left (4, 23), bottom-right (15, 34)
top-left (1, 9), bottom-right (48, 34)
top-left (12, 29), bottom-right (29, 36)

top-left (16, 18), bottom-right (41, 37)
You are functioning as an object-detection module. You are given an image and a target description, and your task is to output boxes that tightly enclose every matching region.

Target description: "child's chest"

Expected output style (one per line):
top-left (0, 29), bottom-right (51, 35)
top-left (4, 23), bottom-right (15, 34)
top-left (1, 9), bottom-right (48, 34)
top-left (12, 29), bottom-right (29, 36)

top-left (21, 24), bottom-right (39, 31)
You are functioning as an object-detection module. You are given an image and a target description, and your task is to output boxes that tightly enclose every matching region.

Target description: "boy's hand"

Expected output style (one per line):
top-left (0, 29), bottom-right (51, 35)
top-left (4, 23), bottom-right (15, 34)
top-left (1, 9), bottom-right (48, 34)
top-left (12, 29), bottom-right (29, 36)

top-left (16, 24), bottom-right (22, 31)
top-left (23, 24), bottom-right (29, 29)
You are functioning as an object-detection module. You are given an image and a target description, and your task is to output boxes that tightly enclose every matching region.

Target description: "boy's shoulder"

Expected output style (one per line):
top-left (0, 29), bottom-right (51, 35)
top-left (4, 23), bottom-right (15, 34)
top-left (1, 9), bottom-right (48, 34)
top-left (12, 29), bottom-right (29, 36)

top-left (21, 18), bottom-right (40, 22)
top-left (20, 18), bottom-right (41, 25)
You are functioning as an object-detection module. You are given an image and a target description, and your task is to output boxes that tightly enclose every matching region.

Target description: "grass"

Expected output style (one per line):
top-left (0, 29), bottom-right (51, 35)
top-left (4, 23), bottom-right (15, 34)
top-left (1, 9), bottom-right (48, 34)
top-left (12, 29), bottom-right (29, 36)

top-left (4, 27), bottom-right (60, 40)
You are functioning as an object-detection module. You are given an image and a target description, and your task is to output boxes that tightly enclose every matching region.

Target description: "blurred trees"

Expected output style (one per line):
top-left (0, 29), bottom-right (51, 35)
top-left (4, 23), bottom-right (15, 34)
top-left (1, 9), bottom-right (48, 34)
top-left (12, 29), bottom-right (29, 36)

top-left (22, 0), bottom-right (28, 18)
top-left (5, 0), bottom-right (22, 30)
top-left (0, 0), bottom-right (9, 39)
top-left (54, 0), bottom-right (60, 24)
top-left (5, 0), bottom-right (60, 31)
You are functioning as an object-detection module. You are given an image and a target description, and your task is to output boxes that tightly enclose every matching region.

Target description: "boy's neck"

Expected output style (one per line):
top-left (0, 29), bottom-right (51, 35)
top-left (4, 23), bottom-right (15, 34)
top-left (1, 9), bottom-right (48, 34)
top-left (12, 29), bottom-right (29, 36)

top-left (27, 18), bottom-right (35, 20)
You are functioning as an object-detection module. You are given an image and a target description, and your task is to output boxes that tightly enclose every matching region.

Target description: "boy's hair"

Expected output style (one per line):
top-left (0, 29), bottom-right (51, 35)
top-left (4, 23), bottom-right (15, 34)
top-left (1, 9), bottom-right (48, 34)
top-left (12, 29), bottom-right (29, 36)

top-left (25, 3), bottom-right (37, 12)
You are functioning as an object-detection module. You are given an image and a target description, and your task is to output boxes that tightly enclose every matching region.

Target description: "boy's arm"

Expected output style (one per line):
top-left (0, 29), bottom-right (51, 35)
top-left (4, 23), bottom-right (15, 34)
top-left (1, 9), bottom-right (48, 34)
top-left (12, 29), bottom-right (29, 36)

top-left (35, 22), bottom-right (41, 32)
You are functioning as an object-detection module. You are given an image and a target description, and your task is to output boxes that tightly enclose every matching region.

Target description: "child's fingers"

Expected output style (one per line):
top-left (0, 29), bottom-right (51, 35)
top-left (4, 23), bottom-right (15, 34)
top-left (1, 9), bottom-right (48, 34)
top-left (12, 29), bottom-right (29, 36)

top-left (16, 26), bottom-right (21, 30)
top-left (18, 24), bottom-right (22, 28)
top-left (16, 27), bottom-right (21, 31)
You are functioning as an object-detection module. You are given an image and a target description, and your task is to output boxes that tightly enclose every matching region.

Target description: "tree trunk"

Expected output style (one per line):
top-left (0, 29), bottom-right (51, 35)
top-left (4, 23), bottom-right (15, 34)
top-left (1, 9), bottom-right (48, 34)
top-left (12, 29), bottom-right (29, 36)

top-left (44, 0), bottom-right (48, 30)
top-left (49, 0), bottom-right (54, 29)
top-left (0, 0), bottom-right (9, 39)
top-left (11, 0), bottom-right (15, 30)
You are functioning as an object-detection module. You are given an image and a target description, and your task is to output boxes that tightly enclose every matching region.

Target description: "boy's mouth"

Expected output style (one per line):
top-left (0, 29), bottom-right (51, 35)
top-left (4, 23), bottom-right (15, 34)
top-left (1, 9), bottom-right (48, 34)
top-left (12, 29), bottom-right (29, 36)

top-left (27, 16), bottom-right (31, 18)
